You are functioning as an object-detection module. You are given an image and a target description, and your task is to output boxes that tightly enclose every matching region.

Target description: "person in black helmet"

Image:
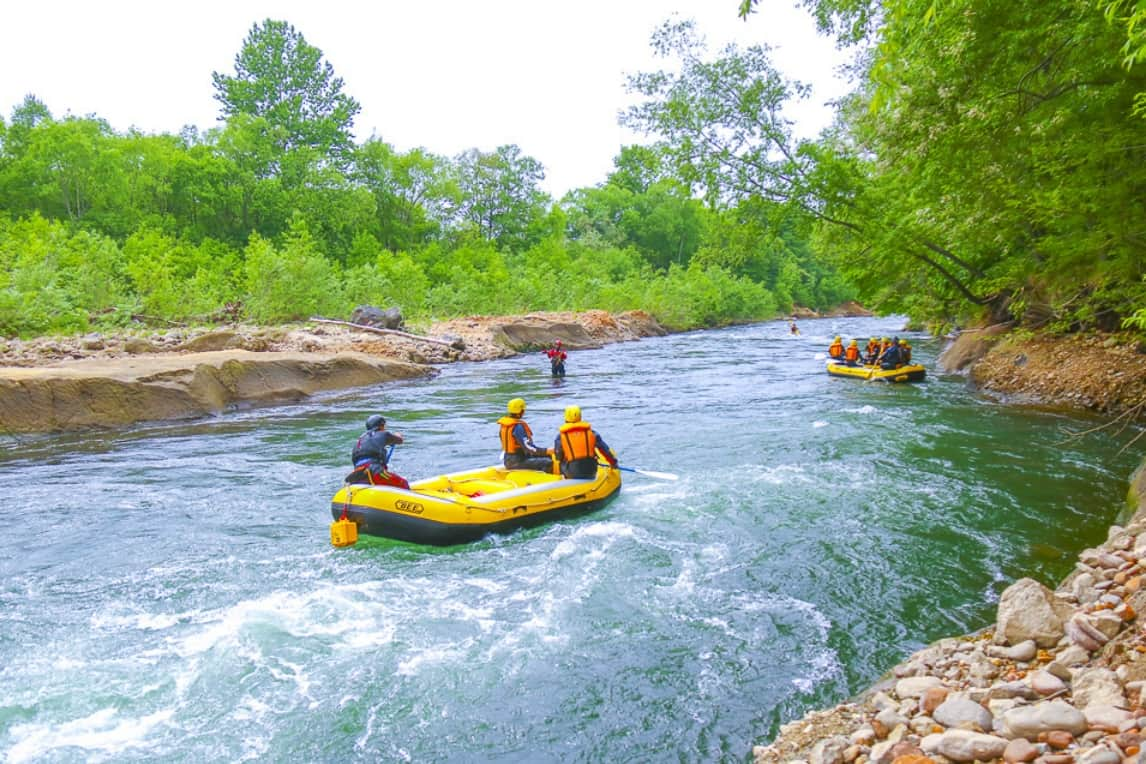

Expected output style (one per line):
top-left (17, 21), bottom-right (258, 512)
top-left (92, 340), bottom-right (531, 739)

top-left (346, 414), bottom-right (409, 488)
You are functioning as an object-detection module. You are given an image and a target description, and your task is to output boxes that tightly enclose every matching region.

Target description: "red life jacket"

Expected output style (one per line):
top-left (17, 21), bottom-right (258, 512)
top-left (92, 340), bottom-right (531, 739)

top-left (558, 421), bottom-right (597, 461)
top-left (498, 416), bottom-right (533, 455)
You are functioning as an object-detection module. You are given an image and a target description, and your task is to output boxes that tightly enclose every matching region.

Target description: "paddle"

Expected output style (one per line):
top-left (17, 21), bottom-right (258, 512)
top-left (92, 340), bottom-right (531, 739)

top-left (599, 462), bottom-right (679, 480)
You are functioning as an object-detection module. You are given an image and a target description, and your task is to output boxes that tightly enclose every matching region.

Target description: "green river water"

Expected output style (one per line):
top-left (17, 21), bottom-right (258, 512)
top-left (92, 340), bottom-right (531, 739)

top-left (0, 316), bottom-right (1140, 763)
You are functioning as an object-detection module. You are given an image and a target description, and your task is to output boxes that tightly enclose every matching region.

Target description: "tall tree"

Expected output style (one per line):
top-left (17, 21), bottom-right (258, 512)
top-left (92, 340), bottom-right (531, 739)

top-left (454, 145), bottom-right (550, 249)
top-left (354, 139), bottom-right (459, 251)
top-left (212, 19), bottom-right (361, 185)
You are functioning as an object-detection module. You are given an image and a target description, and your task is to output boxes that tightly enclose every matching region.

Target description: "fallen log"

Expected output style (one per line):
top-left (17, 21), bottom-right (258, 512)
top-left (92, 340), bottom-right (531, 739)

top-left (309, 317), bottom-right (463, 349)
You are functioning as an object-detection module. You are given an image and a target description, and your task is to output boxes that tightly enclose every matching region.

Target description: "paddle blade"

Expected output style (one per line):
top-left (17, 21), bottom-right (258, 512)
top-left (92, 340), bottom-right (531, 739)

top-left (631, 468), bottom-right (679, 481)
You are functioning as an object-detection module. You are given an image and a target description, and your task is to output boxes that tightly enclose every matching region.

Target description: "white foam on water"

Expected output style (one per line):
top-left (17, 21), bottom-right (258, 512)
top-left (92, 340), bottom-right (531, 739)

top-left (844, 404), bottom-right (879, 415)
top-left (669, 558), bottom-right (697, 595)
top-left (813, 420), bottom-right (829, 428)
top-left (396, 644), bottom-right (464, 676)
top-left (549, 521), bottom-right (635, 561)
top-left (91, 608), bottom-right (201, 632)
top-left (742, 463), bottom-right (812, 485)
top-left (230, 697), bottom-right (272, 761)
top-left (791, 648), bottom-right (843, 694)
top-left (461, 576), bottom-right (506, 595)
top-left (6, 707), bottom-right (173, 764)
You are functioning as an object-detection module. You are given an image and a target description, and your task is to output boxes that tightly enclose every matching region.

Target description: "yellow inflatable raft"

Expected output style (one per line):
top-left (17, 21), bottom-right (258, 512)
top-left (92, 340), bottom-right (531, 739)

top-left (330, 463), bottom-right (622, 546)
top-left (826, 361), bottom-right (926, 383)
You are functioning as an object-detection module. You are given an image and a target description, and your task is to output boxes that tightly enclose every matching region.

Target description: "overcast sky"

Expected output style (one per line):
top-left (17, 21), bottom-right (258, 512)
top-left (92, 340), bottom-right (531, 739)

top-left (0, 0), bottom-right (853, 198)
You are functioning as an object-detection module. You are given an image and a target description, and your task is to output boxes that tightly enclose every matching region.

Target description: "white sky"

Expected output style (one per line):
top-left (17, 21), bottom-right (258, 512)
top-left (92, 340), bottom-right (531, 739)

top-left (0, 1), bottom-right (853, 198)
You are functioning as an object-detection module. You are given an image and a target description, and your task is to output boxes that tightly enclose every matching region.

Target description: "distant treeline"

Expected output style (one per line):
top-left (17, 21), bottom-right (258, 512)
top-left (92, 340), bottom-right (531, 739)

top-left (12, 0), bottom-right (1140, 342)
top-left (0, 20), bottom-right (851, 338)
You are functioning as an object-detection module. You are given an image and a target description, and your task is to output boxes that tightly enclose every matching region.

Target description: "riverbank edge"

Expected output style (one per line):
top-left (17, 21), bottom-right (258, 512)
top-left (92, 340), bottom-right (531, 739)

top-left (751, 327), bottom-right (1146, 764)
top-left (0, 310), bottom-right (673, 434)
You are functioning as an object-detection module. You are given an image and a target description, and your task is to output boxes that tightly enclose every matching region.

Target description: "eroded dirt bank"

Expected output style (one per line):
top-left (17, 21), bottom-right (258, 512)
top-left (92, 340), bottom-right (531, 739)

top-left (0, 310), bottom-right (666, 434)
top-left (938, 326), bottom-right (1146, 416)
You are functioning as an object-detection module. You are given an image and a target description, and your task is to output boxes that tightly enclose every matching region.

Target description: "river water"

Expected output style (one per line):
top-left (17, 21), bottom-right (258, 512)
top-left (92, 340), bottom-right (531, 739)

top-left (0, 317), bottom-right (1139, 763)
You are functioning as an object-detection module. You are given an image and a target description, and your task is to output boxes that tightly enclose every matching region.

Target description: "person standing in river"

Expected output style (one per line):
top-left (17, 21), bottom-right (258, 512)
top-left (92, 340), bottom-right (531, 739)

top-left (545, 340), bottom-right (567, 378)
top-left (346, 414), bottom-right (409, 488)
top-left (498, 398), bottom-right (554, 471)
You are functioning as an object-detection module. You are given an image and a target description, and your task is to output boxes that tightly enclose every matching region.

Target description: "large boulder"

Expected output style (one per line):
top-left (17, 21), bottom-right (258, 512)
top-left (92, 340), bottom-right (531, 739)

top-left (492, 322), bottom-right (598, 351)
top-left (994, 577), bottom-right (1071, 647)
top-left (350, 305), bottom-right (404, 330)
top-left (937, 322), bottom-right (1012, 373)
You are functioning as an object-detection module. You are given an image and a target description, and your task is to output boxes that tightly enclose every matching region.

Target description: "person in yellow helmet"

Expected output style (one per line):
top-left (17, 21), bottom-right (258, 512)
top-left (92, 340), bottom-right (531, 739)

top-left (827, 336), bottom-right (844, 361)
top-left (899, 337), bottom-right (913, 364)
top-left (844, 339), bottom-right (861, 367)
top-left (498, 398), bottom-right (553, 471)
top-left (864, 337), bottom-right (880, 364)
top-left (553, 405), bottom-right (617, 479)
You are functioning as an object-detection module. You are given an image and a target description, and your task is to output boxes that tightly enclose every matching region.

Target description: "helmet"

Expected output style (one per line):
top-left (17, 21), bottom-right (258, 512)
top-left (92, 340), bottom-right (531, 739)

top-left (555, 339), bottom-right (563, 347)
top-left (365, 414), bottom-right (386, 430)
top-left (833, 336), bottom-right (841, 342)
top-left (870, 337), bottom-right (877, 342)
top-left (882, 337), bottom-right (890, 342)
top-left (564, 405), bottom-right (581, 423)
top-left (849, 339), bottom-right (858, 345)
top-left (898, 338), bottom-right (906, 345)
top-left (507, 398), bottom-right (526, 416)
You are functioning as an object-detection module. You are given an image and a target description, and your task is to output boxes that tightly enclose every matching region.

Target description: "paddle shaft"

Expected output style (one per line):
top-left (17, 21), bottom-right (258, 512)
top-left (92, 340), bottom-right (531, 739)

top-left (598, 462), bottom-right (679, 480)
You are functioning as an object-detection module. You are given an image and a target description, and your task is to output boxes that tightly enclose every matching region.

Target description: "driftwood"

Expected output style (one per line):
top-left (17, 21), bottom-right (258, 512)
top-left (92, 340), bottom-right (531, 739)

top-left (309, 317), bottom-right (461, 348)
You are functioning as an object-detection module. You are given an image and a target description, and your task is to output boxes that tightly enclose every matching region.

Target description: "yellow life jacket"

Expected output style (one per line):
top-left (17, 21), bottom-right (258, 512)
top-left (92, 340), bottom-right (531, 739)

top-left (498, 416), bottom-right (533, 455)
top-left (558, 421), bottom-right (597, 461)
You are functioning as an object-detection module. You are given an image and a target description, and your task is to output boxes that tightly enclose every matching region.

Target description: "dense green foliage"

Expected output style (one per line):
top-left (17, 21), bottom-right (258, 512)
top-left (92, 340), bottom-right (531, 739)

top-left (0, 18), bottom-right (852, 339)
top-left (6, 2), bottom-right (1145, 340)
top-left (724, 0), bottom-right (1146, 334)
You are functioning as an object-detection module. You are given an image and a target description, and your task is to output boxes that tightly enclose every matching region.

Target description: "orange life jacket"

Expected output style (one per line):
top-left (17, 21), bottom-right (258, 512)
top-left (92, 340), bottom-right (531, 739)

top-left (828, 341), bottom-right (844, 359)
top-left (498, 416), bottom-right (533, 455)
top-left (845, 345), bottom-right (860, 362)
top-left (865, 340), bottom-right (879, 356)
top-left (558, 421), bottom-right (597, 461)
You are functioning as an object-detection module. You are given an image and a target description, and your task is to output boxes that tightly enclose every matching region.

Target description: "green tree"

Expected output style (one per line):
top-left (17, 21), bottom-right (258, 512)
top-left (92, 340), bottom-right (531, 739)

top-left (354, 139), bottom-right (459, 251)
top-left (212, 19), bottom-right (361, 185)
top-left (454, 145), bottom-right (551, 249)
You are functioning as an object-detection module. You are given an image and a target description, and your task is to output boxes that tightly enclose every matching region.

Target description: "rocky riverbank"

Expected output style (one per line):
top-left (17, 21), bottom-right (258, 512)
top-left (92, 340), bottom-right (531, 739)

top-left (938, 325), bottom-right (1146, 417)
top-left (751, 327), bottom-right (1146, 764)
top-left (0, 310), bottom-right (666, 434)
top-left (752, 470), bottom-right (1146, 764)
